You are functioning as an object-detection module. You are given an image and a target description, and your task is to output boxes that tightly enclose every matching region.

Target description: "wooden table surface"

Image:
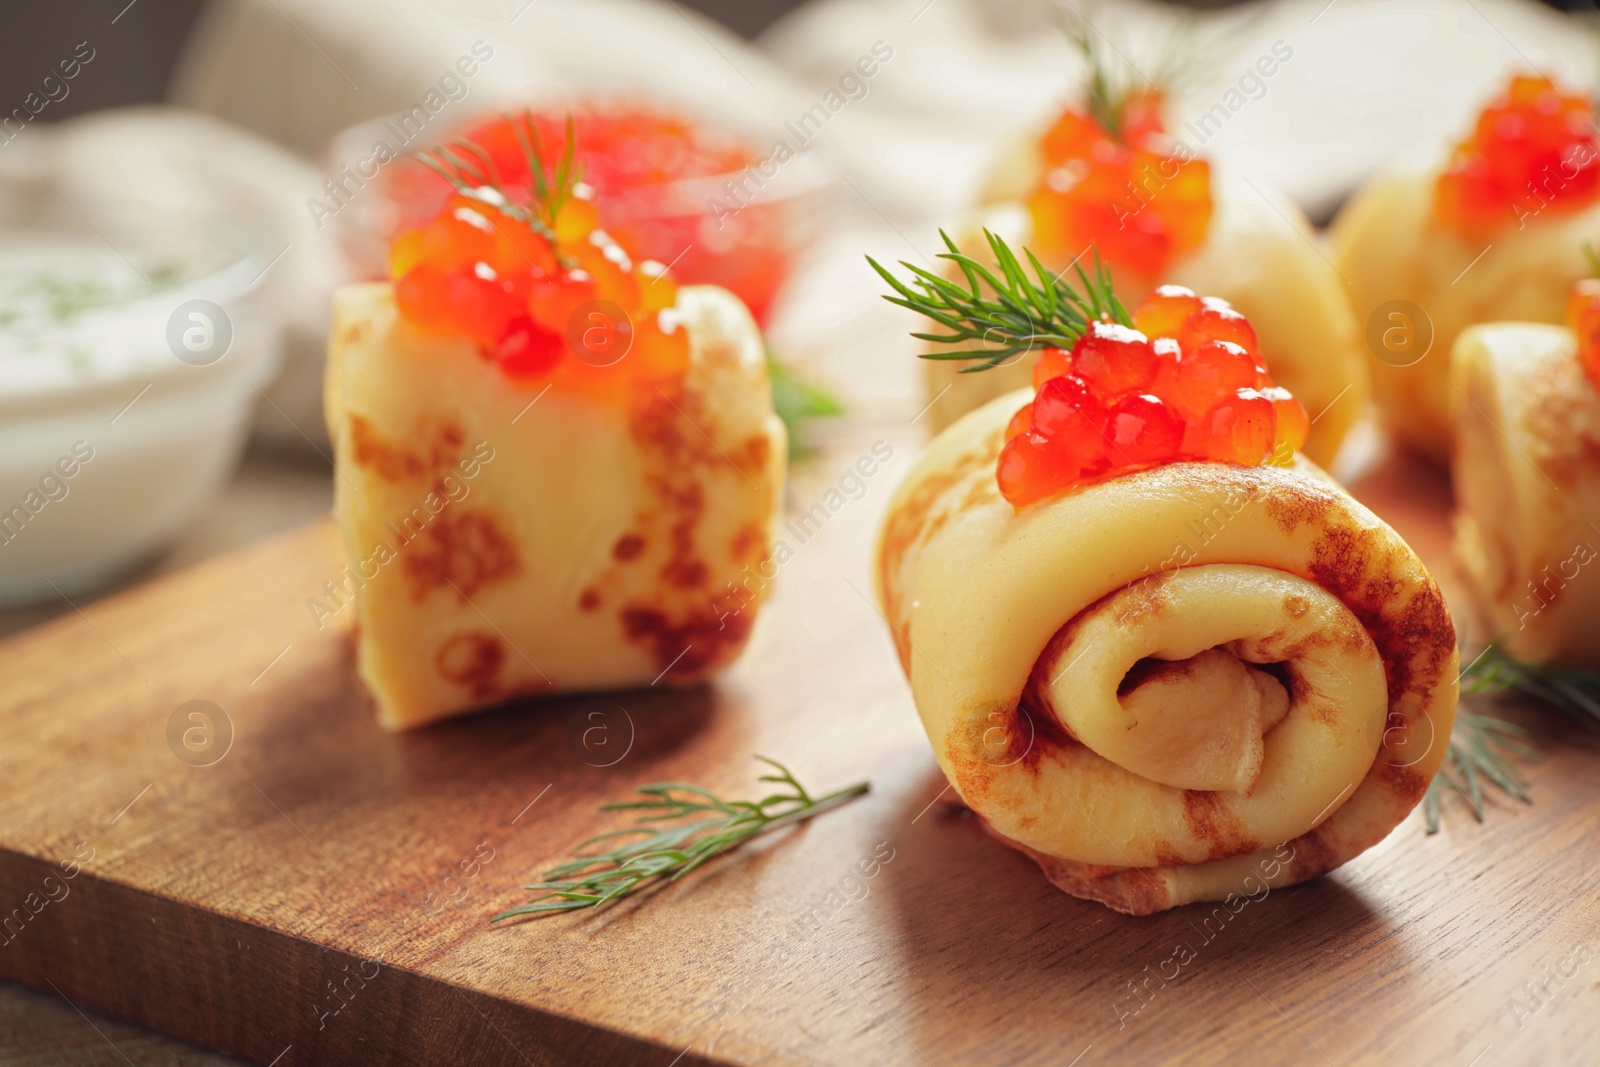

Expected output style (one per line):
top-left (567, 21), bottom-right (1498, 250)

top-left (0, 423), bottom-right (1597, 1067)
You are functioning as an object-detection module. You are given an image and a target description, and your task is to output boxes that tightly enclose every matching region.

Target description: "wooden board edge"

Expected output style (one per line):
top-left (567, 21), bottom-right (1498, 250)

top-left (0, 846), bottom-right (721, 1067)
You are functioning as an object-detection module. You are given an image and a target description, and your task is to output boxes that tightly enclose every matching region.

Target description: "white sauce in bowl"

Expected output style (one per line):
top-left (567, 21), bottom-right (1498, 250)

top-left (0, 239), bottom-right (190, 396)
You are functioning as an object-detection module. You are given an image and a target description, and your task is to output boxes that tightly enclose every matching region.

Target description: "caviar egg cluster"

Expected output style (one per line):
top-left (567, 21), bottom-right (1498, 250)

top-left (385, 109), bottom-right (790, 323)
top-left (1436, 74), bottom-right (1600, 233)
top-left (1026, 94), bottom-right (1213, 280)
top-left (1566, 277), bottom-right (1600, 387)
top-left (390, 185), bottom-right (688, 392)
top-left (998, 286), bottom-right (1309, 507)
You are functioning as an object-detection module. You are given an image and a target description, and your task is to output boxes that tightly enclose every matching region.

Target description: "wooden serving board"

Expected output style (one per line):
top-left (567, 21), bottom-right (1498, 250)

top-left (1, 422), bottom-right (1597, 1067)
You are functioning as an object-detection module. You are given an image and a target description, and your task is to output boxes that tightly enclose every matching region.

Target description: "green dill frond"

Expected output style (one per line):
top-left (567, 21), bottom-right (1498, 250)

top-left (1425, 644), bottom-right (1600, 832)
top-left (868, 231), bottom-right (1129, 373)
top-left (493, 757), bottom-right (868, 922)
top-left (416, 110), bottom-right (584, 243)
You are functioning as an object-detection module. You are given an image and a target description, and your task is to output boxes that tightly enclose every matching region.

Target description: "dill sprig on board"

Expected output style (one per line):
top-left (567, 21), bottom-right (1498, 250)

top-left (1460, 643), bottom-right (1600, 730)
top-left (493, 758), bottom-right (869, 922)
top-left (1422, 711), bottom-right (1537, 834)
top-left (1424, 644), bottom-right (1600, 832)
top-left (867, 230), bottom-right (1130, 373)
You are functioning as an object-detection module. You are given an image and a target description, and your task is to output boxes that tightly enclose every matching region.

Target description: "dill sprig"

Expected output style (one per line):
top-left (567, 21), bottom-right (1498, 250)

top-left (1423, 711), bottom-right (1537, 834)
top-left (493, 757), bottom-right (868, 922)
top-left (416, 111), bottom-right (581, 243)
top-left (1054, 7), bottom-right (1204, 141)
top-left (1461, 643), bottom-right (1600, 730)
top-left (868, 230), bottom-right (1130, 373)
top-left (1061, 10), bottom-right (1141, 139)
top-left (1424, 644), bottom-right (1600, 832)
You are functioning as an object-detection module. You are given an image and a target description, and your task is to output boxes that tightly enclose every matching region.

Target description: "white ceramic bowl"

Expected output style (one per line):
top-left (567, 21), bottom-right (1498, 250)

top-left (0, 241), bottom-right (280, 605)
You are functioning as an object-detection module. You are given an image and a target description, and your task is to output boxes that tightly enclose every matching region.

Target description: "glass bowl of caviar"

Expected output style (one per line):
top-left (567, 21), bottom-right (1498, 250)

top-left (325, 102), bottom-right (842, 328)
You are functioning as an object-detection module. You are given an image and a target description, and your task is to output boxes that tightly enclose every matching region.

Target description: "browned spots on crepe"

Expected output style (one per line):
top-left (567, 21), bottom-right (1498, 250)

top-left (1114, 574), bottom-right (1171, 626)
top-left (730, 522), bottom-right (766, 564)
top-left (628, 381), bottom-right (742, 475)
top-left (625, 387), bottom-right (726, 597)
top-left (657, 479), bottom-right (708, 589)
top-left (1284, 827), bottom-right (1341, 884)
top-left (1152, 845), bottom-right (1188, 869)
top-left (1283, 594), bottom-right (1310, 619)
top-left (1262, 467), bottom-right (1340, 535)
top-left (1344, 564), bottom-right (1453, 710)
top-left (942, 712), bottom-right (1002, 805)
top-left (348, 414), bottom-right (463, 483)
top-left (435, 631), bottom-right (504, 697)
top-left (1307, 522), bottom-right (1402, 626)
top-left (1261, 465), bottom-right (1456, 750)
top-left (402, 509), bottom-right (520, 601)
top-left (578, 588), bottom-right (600, 612)
top-left (1379, 760), bottom-right (1429, 804)
top-left (619, 604), bottom-right (751, 680)
top-left (602, 384), bottom-right (767, 677)
top-left (735, 434), bottom-right (771, 477)
top-left (341, 319), bottom-right (371, 347)
top-left (1180, 790), bottom-right (1258, 863)
top-left (1337, 622), bottom-right (1370, 656)
top-left (628, 384), bottom-right (694, 460)
top-left (942, 699), bottom-right (1071, 807)
top-left (350, 415), bottom-right (424, 481)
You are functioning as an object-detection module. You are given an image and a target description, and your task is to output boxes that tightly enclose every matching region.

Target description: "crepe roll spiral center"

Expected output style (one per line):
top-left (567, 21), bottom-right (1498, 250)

top-left (1029, 565), bottom-right (1388, 822)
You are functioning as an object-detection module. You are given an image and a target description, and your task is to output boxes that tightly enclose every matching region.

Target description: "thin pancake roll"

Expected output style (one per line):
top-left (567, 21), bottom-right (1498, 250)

top-left (873, 391), bottom-right (1459, 914)
top-left (1452, 322), bottom-right (1600, 667)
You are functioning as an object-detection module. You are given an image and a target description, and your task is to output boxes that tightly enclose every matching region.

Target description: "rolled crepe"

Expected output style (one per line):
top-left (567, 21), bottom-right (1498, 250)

top-left (1452, 322), bottom-right (1600, 667)
top-left (1330, 165), bottom-right (1600, 462)
top-left (325, 283), bottom-right (784, 728)
top-left (924, 174), bottom-right (1367, 468)
top-left (875, 391), bottom-right (1458, 913)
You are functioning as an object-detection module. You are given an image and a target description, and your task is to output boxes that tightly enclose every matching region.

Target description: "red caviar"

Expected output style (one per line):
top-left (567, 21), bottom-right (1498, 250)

top-left (1025, 97), bottom-right (1212, 281)
top-left (1566, 276), bottom-right (1600, 386)
top-left (389, 154), bottom-right (689, 395)
top-left (1436, 74), bottom-right (1600, 233)
top-left (999, 286), bottom-right (1307, 506)
top-left (384, 109), bottom-right (791, 322)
